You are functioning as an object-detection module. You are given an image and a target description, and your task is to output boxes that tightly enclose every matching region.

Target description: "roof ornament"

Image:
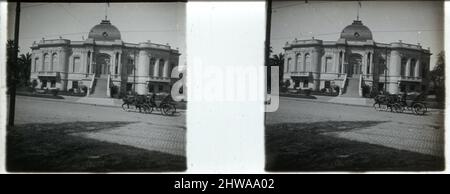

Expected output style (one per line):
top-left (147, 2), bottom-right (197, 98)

top-left (104, 1), bottom-right (110, 21)
top-left (356, 1), bottom-right (362, 21)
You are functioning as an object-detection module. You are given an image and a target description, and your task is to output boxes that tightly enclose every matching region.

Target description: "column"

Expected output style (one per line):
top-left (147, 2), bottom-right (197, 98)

top-left (40, 52), bottom-right (45, 71)
top-left (136, 50), bottom-right (149, 94)
top-left (405, 58), bottom-right (411, 77)
top-left (118, 52), bottom-right (122, 76)
top-left (90, 50), bottom-right (94, 74)
top-left (388, 50), bottom-right (401, 94)
top-left (163, 60), bottom-right (169, 78)
top-left (154, 58), bottom-right (160, 77)
top-left (369, 52), bottom-right (374, 74)
top-left (415, 59), bottom-right (420, 77)
top-left (341, 51), bottom-right (345, 74)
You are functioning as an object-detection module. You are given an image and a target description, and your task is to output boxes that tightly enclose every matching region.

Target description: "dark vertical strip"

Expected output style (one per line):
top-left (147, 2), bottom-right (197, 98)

top-left (8, 1), bottom-right (21, 128)
top-left (265, 0), bottom-right (272, 92)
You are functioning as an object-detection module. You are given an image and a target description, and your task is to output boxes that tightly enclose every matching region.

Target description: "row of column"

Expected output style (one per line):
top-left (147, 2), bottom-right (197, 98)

top-left (404, 58), bottom-right (421, 77)
top-left (137, 50), bottom-right (171, 78)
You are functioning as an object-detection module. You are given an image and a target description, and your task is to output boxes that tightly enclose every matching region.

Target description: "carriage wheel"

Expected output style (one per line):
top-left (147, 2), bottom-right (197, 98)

top-left (162, 104), bottom-right (176, 116)
top-left (413, 103), bottom-right (427, 115)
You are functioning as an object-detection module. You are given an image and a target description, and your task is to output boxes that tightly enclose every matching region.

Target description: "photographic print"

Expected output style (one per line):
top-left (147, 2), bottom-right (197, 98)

top-left (265, 0), bottom-right (445, 171)
top-left (6, 2), bottom-right (187, 172)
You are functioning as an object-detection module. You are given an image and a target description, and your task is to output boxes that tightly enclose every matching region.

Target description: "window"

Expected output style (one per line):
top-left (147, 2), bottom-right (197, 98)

top-left (410, 59), bottom-right (416, 77)
top-left (378, 58), bottom-right (386, 74)
top-left (73, 57), bottom-right (81, 72)
top-left (72, 81), bottom-right (79, 89)
top-left (149, 58), bottom-right (156, 76)
top-left (148, 84), bottom-right (154, 93)
top-left (42, 80), bottom-right (47, 88)
top-left (400, 58), bottom-right (407, 76)
top-left (366, 53), bottom-right (371, 74)
top-left (115, 53), bottom-right (119, 75)
top-left (286, 58), bottom-right (292, 72)
top-left (43, 54), bottom-right (50, 71)
top-left (51, 80), bottom-right (56, 88)
top-left (303, 80), bottom-right (309, 88)
top-left (52, 53), bottom-right (58, 71)
top-left (87, 51), bottom-right (91, 73)
top-left (158, 85), bottom-right (164, 92)
top-left (127, 59), bottom-right (135, 75)
top-left (304, 53), bottom-right (311, 72)
top-left (325, 81), bottom-right (331, 88)
top-left (409, 84), bottom-right (415, 91)
top-left (325, 57), bottom-right (332, 72)
top-left (159, 59), bottom-right (165, 77)
top-left (126, 83), bottom-right (133, 92)
top-left (296, 54), bottom-right (302, 71)
top-left (34, 58), bottom-right (39, 72)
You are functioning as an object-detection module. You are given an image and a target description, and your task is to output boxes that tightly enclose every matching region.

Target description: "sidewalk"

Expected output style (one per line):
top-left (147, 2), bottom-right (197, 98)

top-left (16, 94), bottom-right (186, 111)
top-left (280, 94), bottom-right (375, 107)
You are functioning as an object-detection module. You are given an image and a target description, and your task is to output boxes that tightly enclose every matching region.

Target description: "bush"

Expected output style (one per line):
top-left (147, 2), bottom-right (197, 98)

top-left (51, 88), bottom-right (59, 96)
top-left (304, 88), bottom-right (312, 96)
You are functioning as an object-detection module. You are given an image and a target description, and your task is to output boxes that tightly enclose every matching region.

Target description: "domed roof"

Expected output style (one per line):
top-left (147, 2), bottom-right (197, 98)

top-left (340, 20), bottom-right (373, 41)
top-left (88, 20), bottom-right (121, 41)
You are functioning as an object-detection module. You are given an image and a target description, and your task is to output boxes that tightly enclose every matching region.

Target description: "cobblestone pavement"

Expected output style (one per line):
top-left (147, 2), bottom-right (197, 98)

top-left (266, 97), bottom-right (444, 157)
top-left (15, 96), bottom-right (186, 156)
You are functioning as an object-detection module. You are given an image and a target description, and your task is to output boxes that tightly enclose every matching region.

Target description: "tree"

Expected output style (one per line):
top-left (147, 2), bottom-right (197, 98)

top-left (270, 53), bottom-right (285, 88)
top-left (429, 51), bottom-right (445, 102)
top-left (6, 39), bottom-right (32, 89)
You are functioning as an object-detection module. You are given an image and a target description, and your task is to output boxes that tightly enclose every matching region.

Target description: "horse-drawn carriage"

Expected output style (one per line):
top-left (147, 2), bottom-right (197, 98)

top-left (373, 92), bottom-right (427, 115)
top-left (121, 93), bottom-right (177, 116)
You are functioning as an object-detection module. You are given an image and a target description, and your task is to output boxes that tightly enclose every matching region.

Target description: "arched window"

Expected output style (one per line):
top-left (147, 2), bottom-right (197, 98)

top-left (286, 58), bottom-right (292, 72)
top-left (296, 54), bottom-right (302, 71)
top-left (73, 56), bottom-right (81, 72)
top-left (51, 53), bottom-right (58, 72)
top-left (410, 59), bottom-right (416, 77)
top-left (366, 53), bottom-right (371, 74)
top-left (400, 58), bottom-right (407, 76)
top-left (304, 53), bottom-right (311, 72)
top-left (338, 51), bottom-right (343, 73)
top-left (43, 53), bottom-right (50, 71)
top-left (149, 58), bottom-right (156, 76)
top-left (325, 56), bottom-right (332, 72)
top-left (34, 57), bottom-right (39, 72)
top-left (87, 51), bottom-right (91, 73)
top-left (159, 59), bottom-right (165, 77)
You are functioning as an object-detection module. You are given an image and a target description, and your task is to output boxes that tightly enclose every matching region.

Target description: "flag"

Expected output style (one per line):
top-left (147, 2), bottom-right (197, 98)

top-left (358, 1), bottom-right (362, 8)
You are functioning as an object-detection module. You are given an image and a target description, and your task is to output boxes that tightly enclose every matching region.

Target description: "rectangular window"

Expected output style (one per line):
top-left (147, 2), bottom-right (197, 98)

top-left (51, 80), bottom-right (56, 88)
top-left (72, 81), bottom-right (79, 89)
top-left (325, 57), bottom-right (332, 72)
top-left (126, 83), bottom-right (133, 92)
top-left (158, 85), bottom-right (164, 92)
top-left (148, 84), bottom-right (154, 93)
top-left (324, 81), bottom-right (331, 88)
top-left (303, 80), bottom-right (309, 88)
top-left (73, 57), bottom-right (81, 73)
top-left (42, 80), bottom-right (47, 88)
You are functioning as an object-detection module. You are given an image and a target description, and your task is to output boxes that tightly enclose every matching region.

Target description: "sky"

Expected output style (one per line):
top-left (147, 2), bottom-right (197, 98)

top-left (270, 1), bottom-right (444, 68)
top-left (7, 2), bottom-right (186, 66)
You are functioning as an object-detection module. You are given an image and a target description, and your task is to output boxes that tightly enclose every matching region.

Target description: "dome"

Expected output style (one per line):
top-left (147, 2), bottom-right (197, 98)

top-left (340, 20), bottom-right (373, 41)
top-left (88, 20), bottom-right (121, 41)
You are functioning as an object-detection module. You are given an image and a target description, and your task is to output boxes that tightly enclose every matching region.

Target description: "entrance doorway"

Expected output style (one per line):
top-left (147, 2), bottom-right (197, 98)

top-left (94, 53), bottom-right (111, 78)
top-left (347, 53), bottom-right (363, 78)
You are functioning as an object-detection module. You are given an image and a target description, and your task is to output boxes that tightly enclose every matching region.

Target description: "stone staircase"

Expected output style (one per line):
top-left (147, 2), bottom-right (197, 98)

top-left (89, 78), bottom-right (108, 98)
top-left (341, 77), bottom-right (360, 97)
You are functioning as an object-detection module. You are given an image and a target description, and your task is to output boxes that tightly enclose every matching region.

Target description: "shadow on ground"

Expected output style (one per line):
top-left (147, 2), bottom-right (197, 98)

top-left (7, 121), bottom-right (186, 172)
top-left (265, 121), bottom-right (444, 172)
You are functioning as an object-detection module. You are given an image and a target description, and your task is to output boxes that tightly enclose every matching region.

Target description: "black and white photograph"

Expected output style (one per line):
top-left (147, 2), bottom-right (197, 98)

top-left (5, 2), bottom-right (187, 172)
top-left (265, 0), bottom-right (445, 171)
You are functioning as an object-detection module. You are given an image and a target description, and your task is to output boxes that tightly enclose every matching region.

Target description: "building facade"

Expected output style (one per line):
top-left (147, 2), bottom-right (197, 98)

top-left (30, 19), bottom-right (180, 97)
top-left (283, 19), bottom-right (431, 96)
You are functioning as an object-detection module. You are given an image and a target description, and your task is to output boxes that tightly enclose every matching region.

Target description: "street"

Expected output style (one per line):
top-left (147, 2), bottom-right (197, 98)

top-left (8, 96), bottom-right (186, 172)
top-left (265, 97), bottom-right (444, 171)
